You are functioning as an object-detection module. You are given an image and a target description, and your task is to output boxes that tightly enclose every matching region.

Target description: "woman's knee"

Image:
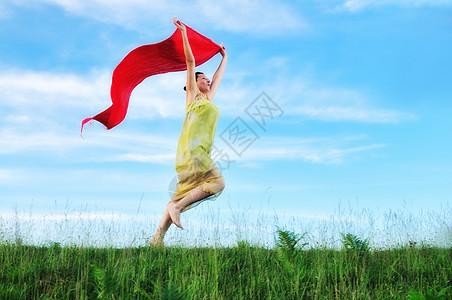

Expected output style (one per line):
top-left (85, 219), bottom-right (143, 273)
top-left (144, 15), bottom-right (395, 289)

top-left (217, 176), bottom-right (226, 192)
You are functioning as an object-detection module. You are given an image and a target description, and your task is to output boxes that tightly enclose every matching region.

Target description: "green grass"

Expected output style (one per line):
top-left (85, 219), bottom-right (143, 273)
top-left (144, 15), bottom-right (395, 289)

top-left (0, 234), bottom-right (450, 299)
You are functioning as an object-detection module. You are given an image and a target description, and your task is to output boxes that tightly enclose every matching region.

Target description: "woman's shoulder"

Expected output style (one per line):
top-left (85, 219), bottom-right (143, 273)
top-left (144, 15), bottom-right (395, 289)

top-left (186, 93), bottom-right (210, 105)
top-left (185, 93), bottom-right (217, 114)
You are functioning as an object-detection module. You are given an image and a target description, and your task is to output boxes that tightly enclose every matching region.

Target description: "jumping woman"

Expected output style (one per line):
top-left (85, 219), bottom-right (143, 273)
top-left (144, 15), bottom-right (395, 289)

top-left (149, 18), bottom-right (228, 246)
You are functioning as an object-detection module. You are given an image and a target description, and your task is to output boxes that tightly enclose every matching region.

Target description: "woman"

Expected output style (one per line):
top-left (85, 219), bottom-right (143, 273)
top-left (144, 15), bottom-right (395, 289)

top-left (149, 18), bottom-right (228, 246)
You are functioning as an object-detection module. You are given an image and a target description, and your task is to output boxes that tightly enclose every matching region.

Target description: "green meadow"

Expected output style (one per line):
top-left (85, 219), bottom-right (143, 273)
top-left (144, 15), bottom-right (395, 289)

top-left (0, 230), bottom-right (451, 299)
top-left (1, 203), bottom-right (451, 299)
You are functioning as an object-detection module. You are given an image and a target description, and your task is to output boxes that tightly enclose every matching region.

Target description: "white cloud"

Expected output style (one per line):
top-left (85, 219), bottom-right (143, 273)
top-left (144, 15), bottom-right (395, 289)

top-left (0, 68), bottom-right (184, 164)
top-left (216, 66), bottom-right (417, 124)
top-left (0, 130), bottom-right (84, 154)
top-left (286, 77), bottom-right (418, 123)
top-left (234, 135), bottom-right (386, 164)
top-left (0, 126), bottom-right (179, 166)
top-left (0, 71), bottom-right (182, 160)
top-left (0, 169), bottom-right (16, 182)
top-left (0, 125), bottom-right (384, 166)
top-left (196, 0), bottom-right (306, 35)
top-left (293, 104), bottom-right (416, 123)
top-left (330, 0), bottom-right (452, 12)
top-left (95, 134), bottom-right (385, 165)
top-left (128, 72), bottom-right (186, 119)
top-left (0, 66), bottom-right (407, 165)
top-left (0, 3), bottom-right (10, 18)
top-left (3, 0), bottom-right (305, 35)
top-left (112, 153), bottom-right (175, 164)
top-left (0, 70), bottom-right (110, 110)
top-left (0, 69), bottom-right (190, 121)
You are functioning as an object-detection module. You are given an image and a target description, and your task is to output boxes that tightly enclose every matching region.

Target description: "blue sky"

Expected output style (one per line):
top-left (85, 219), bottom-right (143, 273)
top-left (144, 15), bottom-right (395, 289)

top-left (1, 0), bottom-right (451, 246)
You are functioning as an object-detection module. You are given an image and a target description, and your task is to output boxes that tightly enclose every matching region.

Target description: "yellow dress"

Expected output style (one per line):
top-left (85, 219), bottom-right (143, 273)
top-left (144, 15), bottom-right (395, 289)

top-left (170, 93), bottom-right (225, 211)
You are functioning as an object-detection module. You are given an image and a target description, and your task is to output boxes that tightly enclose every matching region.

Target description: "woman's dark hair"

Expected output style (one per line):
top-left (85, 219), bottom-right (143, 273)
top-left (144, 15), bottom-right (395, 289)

top-left (183, 72), bottom-right (204, 91)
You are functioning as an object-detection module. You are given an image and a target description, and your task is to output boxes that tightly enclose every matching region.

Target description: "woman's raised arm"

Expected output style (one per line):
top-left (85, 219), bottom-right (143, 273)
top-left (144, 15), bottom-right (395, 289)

top-left (173, 17), bottom-right (198, 103)
top-left (207, 43), bottom-right (227, 101)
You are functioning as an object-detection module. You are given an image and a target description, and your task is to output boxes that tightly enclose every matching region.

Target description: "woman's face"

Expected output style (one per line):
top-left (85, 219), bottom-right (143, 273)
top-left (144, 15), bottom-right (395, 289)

top-left (196, 74), bottom-right (211, 92)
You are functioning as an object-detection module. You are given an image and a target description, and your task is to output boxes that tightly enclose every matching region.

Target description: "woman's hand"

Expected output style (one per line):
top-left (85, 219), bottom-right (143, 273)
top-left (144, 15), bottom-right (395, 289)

top-left (173, 17), bottom-right (186, 31)
top-left (219, 42), bottom-right (227, 57)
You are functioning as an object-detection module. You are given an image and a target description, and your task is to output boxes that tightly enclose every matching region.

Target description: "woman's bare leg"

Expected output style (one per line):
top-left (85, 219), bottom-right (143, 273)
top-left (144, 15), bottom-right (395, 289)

top-left (149, 187), bottom-right (211, 245)
top-left (149, 208), bottom-right (172, 246)
top-left (167, 187), bottom-right (211, 230)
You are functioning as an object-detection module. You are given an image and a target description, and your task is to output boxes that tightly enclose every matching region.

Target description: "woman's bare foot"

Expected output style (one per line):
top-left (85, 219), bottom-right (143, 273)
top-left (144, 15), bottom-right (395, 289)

top-left (149, 234), bottom-right (165, 247)
top-left (167, 201), bottom-right (183, 230)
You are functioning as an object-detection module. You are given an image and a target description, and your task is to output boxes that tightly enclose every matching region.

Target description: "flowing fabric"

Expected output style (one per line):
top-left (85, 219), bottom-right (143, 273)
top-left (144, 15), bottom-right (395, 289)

top-left (81, 23), bottom-right (221, 132)
top-left (170, 93), bottom-right (225, 211)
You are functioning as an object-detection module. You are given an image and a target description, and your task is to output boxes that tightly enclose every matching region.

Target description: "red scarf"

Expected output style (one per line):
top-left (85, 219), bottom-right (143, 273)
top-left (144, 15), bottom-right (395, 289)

top-left (81, 24), bottom-right (220, 133)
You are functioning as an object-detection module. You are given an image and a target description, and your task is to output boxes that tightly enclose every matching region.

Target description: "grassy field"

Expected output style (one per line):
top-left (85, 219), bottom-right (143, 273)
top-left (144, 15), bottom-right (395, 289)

top-left (0, 230), bottom-right (450, 299)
